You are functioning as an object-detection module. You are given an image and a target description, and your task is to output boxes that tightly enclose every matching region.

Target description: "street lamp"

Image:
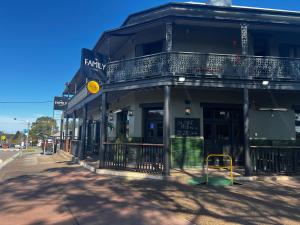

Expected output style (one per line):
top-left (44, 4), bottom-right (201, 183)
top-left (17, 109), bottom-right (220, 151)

top-left (13, 118), bottom-right (30, 150)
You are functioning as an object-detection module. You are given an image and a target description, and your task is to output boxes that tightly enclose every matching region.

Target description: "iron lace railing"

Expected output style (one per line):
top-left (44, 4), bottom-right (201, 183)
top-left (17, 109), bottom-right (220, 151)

top-left (106, 52), bottom-right (300, 83)
top-left (101, 143), bottom-right (165, 174)
top-left (251, 146), bottom-right (300, 174)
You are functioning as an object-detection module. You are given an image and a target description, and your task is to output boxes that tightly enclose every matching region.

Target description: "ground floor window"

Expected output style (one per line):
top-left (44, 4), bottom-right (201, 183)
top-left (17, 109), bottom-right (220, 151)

top-left (143, 107), bottom-right (163, 144)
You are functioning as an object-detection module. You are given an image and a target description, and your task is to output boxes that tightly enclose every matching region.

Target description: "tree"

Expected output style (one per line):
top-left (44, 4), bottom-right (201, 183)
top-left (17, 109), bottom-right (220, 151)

top-left (29, 117), bottom-right (57, 144)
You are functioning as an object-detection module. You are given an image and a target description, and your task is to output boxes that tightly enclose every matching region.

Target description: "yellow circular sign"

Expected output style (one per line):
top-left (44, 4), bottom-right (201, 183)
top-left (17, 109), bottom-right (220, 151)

top-left (87, 80), bottom-right (101, 94)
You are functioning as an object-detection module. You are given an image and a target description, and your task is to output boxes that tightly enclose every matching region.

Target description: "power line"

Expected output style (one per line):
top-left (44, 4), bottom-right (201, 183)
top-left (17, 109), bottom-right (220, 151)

top-left (0, 101), bottom-right (53, 104)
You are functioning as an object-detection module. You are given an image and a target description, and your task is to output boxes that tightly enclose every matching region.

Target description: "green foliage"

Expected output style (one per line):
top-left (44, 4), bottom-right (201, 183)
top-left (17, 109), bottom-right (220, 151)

top-left (29, 116), bottom-right (57, 142)
top-left (9, 131), bottom-right (25, 144)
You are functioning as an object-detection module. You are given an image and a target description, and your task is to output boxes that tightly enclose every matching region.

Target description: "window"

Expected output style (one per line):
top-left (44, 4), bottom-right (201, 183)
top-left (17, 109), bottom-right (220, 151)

top-left (143, 107), bottom-right (164, 143)
top-left (279, 44), bottom-right (300, 58)
top-left (135, 40), bottom-right (164, 57)
top-left (116, 110), bottom-right (129, 139)
top-left (253, 38), bottom-right (269, 56)
top-left (295, 110), bottom-right (300, 139)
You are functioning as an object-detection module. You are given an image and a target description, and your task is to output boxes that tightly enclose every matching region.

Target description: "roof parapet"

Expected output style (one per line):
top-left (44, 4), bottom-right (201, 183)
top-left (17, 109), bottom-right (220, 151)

top-left (207, 0), bottom-right (232, 7)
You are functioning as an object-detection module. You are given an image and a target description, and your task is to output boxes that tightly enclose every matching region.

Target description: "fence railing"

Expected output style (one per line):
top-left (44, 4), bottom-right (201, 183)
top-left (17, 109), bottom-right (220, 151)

top-left (106, 52), bottom-right (300, 83)
top-left (251, 146), bottom-right (300, 174)
top-left (101, 143), bottom-right (165, 174)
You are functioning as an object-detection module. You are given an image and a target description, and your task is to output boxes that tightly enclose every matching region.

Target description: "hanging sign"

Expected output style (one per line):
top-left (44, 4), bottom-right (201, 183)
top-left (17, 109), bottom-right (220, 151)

top-left (54, 96), bottom-right (68, 110)
top-left (81, 48), bottom-right (108, 82)
top-left (87, 80), bottom-right (101, 94)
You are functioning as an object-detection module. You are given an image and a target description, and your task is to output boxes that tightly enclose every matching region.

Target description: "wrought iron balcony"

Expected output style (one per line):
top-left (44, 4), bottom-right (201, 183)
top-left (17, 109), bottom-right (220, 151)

top-left (106, 52), bottom-right (300, 83)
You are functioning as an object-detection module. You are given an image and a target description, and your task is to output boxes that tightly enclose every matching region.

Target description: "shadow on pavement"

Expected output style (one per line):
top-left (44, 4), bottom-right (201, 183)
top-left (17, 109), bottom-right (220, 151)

top-left (0, 155), bottom-right (300, 225)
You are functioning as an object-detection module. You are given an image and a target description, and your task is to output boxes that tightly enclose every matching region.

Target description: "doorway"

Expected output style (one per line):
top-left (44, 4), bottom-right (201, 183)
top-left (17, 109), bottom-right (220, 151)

top-left (203, 107), bottom-right (244, 166)
top-left (143, 107), bottom-right (164, 144)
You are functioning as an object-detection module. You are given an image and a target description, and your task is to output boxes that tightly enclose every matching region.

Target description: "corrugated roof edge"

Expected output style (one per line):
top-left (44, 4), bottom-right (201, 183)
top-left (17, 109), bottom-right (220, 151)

top-left (122, 2), bottom-right (300, 26)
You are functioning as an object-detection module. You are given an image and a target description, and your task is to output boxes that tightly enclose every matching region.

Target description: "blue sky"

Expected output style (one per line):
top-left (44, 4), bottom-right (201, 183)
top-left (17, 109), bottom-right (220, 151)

top-left (0, 0), bottom-right (299, 133)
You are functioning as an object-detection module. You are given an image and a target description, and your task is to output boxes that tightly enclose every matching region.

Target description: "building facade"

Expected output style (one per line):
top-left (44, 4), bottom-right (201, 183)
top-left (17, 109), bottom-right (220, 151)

top-left (61, 1), bottom-right (300, 176)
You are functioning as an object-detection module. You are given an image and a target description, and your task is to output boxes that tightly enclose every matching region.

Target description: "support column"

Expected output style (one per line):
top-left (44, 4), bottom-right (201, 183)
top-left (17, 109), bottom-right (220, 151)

top-left (65, 116), bottom-right (69, 151)
top-left (72, 112), bottom-right (76, 156)
top-left (241, 23), bottom-right (248, 56)
top-left (243, 88), bottom-right (251, 176)
top-left (241, 23), bottom-right (251, 176)
top-left (99, 93), bottom-right (107, 168)
top-left (163, 86), bottom-right (171, 175)
top-left (80, 105), bottom-right (88, 159)
top-left (72, 112), bottom-right (76, 140)
top-left (59, 117), bottom-right (64, 150)
top-left (166, 22), bottom-right (173, 52)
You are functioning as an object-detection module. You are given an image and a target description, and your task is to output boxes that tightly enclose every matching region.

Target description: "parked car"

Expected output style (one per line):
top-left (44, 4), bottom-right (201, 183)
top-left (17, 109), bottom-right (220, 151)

top-left (9, 144), bottom-right (15, 148)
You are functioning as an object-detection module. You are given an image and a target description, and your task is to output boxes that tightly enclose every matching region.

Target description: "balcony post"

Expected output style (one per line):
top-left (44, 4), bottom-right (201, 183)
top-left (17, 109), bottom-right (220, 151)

top-left (163, 85), bottom-right (171, 175)
top-left (243, 88), bottom-right (252, 176)
top-left (166, 22), bottom-right (173, 52)
top-left (99, 92), bottom-right (107, 168)
top-left (241, 23), bottom-right (248, 56)
top-left (79, 104), bottom-right (88, 159)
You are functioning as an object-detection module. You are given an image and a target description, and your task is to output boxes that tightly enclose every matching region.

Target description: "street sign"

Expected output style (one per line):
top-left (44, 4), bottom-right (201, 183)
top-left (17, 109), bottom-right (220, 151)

top-left (1, 135), bottom-right (6, 141)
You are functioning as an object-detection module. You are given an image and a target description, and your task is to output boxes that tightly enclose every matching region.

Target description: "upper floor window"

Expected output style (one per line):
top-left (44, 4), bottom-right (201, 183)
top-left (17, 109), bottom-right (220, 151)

top-left (253, 38), bottom-right (270, 56)
top-left (279, 44), bottom-right (300, 58)
top-left (135, 40), bottom-right (164, 57)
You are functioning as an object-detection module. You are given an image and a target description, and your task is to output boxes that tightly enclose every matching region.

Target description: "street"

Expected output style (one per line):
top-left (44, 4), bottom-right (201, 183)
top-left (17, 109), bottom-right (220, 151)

top-left (0, 150), bottom-right (300, 225)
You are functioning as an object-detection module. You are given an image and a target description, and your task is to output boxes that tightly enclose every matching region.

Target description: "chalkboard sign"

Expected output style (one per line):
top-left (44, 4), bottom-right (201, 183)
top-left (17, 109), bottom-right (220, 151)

top-left (175, 118), bottom-right (200, 137)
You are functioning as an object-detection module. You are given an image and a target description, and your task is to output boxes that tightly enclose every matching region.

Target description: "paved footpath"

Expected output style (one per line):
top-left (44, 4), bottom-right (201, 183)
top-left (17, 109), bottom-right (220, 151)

top-left (0, 149), bottom-right (20, 162)
top-left (0, 150), bottom-right (300, 225)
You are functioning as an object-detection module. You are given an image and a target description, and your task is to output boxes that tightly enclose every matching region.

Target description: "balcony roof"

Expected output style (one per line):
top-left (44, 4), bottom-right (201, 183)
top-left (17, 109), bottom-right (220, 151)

top-left (122, 2), bottom-right (300, 27)
top-left (65, 2), bottom-right (300, 95)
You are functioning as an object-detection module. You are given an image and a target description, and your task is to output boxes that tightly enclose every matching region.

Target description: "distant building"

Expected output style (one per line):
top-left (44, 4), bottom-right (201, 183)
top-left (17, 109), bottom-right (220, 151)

top-left (60, 1), bottom-right (300, 175)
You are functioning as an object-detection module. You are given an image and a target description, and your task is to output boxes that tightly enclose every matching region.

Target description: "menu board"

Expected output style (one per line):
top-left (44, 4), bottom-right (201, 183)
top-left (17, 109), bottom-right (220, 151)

top-left (175, 118), bottom-right (200, 137)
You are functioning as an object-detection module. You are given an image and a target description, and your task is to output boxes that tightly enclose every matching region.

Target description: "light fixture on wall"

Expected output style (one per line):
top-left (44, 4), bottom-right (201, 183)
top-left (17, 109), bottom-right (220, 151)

top-left (185, 100), bottom-right (191, 115)
top-left (113, 109), bottom-right (122, 114)
top-left (258, 107), bottom-right (288, 112)
top-left (262, 80), bottom-right (269, 86)
top-left (128, 110), bottom-right (133, 116)
top-left (178, 77), bottom-right (186, 82)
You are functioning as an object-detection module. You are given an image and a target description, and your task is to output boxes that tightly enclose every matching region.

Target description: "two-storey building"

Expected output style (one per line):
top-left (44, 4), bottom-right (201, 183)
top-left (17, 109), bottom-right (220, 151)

top-left (61, 0), bottom-right (300, 176)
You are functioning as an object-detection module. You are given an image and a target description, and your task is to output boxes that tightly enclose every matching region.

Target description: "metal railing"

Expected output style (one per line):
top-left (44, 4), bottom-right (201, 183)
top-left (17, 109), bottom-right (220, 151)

top-left (251, 146), bottom-right (300, 174)
top-left (106, 52), bottom-right (300, 83)
top-left (101, 143), bottom-right (165, 174)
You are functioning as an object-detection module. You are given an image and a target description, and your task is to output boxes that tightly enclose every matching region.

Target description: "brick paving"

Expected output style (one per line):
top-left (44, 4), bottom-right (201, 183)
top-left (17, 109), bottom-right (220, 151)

top-left (0, 150), bottom-right (299, 225)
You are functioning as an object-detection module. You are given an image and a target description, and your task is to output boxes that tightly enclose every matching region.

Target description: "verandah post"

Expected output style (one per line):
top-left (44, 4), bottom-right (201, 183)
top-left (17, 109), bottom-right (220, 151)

top-left (243, 88), bottom-right (251, 176)
top-left (164, 85), bottom-right (171, 175)
top-left (79, 104), bottom-right (87, 159)
top-left (99, 92), bottom-right (107, 168)
top-left (241, 23), bottom-right (252, 176)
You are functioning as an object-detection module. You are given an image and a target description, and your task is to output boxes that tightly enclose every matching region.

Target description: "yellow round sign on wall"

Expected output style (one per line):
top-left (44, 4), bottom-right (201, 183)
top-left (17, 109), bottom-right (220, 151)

top-left (87, 80), bottom-right (101, 94)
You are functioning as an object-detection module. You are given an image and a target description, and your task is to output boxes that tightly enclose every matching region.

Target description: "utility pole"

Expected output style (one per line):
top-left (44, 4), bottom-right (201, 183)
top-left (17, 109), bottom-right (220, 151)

top-left (26, 121), bottom-right (30, 150)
